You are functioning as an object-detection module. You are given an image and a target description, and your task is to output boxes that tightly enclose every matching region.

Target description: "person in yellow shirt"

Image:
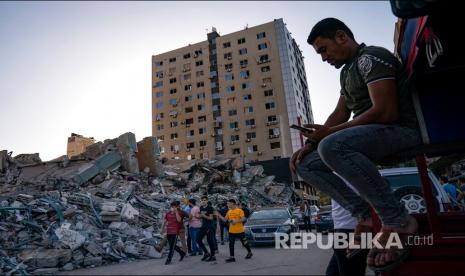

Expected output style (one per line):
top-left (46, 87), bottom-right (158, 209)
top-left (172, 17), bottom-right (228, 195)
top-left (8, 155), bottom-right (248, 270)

top-left (217, 199), bottom-right (253, 263)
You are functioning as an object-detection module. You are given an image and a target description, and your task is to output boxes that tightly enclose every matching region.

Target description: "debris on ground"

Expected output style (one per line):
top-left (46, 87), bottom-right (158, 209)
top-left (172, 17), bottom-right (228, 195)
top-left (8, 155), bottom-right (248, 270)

top-left (0, 132), bottom-right (293, 274)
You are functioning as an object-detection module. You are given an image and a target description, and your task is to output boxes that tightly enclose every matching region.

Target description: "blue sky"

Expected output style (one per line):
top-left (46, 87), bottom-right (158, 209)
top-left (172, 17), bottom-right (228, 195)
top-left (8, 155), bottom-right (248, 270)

top-left (0, 1), bottom-right (398, 160)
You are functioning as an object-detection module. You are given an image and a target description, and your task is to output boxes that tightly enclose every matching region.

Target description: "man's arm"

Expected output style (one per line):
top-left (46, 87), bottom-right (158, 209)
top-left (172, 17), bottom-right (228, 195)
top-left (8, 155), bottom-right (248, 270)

top-left (305, 79), bottom-right (398, 142)
top-left (323, 95), bottom-right (351, 127)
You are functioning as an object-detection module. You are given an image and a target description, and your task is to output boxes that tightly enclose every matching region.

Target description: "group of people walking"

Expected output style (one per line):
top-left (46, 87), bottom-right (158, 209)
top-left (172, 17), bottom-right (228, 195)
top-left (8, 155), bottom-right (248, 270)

top-left (158, 196), bottom-right (253, 265)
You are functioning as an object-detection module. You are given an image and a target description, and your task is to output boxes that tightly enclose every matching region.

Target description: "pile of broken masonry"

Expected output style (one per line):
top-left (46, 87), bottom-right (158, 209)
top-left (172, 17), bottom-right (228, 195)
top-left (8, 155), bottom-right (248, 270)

top-left (0, 132), bottom-right (293, 275)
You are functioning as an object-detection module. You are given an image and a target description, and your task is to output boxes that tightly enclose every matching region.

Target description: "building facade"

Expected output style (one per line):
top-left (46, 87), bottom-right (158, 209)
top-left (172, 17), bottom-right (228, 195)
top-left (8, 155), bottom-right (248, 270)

top-left (152, 19), bottom-right (313, 162)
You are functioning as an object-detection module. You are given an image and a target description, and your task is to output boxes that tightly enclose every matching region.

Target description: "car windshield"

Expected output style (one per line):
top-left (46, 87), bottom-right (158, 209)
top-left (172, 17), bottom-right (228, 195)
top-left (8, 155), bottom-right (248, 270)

top-left (249, 209), bottom-right (289, 220)
top-left (383, 173), bottom-right (438, 196)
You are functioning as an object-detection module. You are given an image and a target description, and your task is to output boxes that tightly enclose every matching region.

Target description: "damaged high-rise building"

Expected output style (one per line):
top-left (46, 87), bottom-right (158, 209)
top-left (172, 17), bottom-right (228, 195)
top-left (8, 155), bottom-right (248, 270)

top-left (152, 18), bottom-right (313, 161)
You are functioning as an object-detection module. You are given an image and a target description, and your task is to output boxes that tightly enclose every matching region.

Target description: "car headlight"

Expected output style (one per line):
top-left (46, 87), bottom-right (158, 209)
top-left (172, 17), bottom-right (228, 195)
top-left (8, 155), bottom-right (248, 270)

top-left (277, 225), bottom-right (291, 232)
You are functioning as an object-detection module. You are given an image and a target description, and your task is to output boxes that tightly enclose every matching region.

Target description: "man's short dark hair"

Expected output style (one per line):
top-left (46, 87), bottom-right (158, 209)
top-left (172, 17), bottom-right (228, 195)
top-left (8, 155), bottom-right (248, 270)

top-left (307, 18), bottom-right (355, 45)
top-left (228, 199), bottom-right (237, 205)
top-left (201, 195), bottom-right (208, 200)
top-left (440, 176), bottom-right (448, 183)
top-left (170, 201), bottom-right (177, 207)
top-left (188, 198), bottom-right (196, 205)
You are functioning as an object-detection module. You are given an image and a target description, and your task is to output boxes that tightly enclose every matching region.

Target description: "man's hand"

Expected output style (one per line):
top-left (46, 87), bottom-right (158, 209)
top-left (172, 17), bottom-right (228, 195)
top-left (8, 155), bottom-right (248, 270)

top-left (302, 124), bottom-right (332, 142)
top-left (290, 143), bottom-right (314, 173)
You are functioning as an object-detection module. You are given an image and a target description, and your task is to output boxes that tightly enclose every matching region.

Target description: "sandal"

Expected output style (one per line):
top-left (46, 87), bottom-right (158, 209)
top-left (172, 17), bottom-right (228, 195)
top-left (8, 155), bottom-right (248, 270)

top-left (346, 223), bottom-right (373, 259)
top-left (366, 217), bottom-right (418, 273)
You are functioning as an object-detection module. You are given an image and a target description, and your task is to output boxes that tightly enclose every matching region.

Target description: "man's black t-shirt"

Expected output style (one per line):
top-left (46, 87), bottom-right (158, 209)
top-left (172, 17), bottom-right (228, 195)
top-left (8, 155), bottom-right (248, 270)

top-left (200, 205), bottom-right (215, 229)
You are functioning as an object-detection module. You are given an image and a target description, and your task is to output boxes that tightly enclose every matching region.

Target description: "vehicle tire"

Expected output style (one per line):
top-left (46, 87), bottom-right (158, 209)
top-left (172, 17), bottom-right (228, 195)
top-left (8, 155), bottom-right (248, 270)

top-left (394, 186), bottom-right (435, 214)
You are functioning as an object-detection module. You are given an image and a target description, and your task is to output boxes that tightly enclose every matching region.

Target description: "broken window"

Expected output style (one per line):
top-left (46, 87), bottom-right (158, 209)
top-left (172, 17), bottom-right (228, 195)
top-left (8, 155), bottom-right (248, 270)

top-left (238, 38), bottom-right (246, 44)
top-left (169, 57), bottom-right (176, 63)
top-left (243, 94), bottom-right (252, 100)
top-left (225, 63), bottom-right (233, 71)
top-left (185, 118), bottom-right (194, 125)
top-left (198, 115), bottom-right (206, 122)
top-left (195, 60), bottom-right (203, 67)
top-left (258, 43), bottom-right (268, 50)
top-left (199, 128), bottom-right (206, 135)
top-left (197, 81), bottom-right (204, 88)
top-left (169, 78), bottom-right (177, 84)
top-left (194, 49), bottom-right (203, 57)
top-left (259, 54), bottom-right (269, 63)
top-left (261, 66), bottom-right (271, 72)
top-left (155, 112), bottom-right (164, 121)
top-left (240, 70), bottom-right (250, 79)
top-left (185, 95), bottom-right (193, 102)
top-left (171, 133), bottom-right (178, 139)
top-left (230, 135), bottom-right (240, 142)
top-left (256, 32), bottom-right (266, 39)
top-left (265, 102), bottom-right (276, 109)
top-left (269, 128), bottom-right (280, 136)
top-left (242, 82), bottom-right (251, 89)
top-left (197, 104), bottom-right (205, 111)
top-left (185, 107), bottom-right (193, 113)
top-left (170, 88), bottom-right (177, 94)
top-left (267, 115), bottom-right (277, 122)
top-left (264, 89), bottom-right (273, 96)
top-left (157, 124), bottom-right (164, 130)
top-left (240, 59), bottom-right (248, 68)
top-left (183, 53), bottom-right (191, 59)
top-left (232, 148), bottom-right (240, 155)
top-left (155, 71), bottom-right (164, 78)
top-left (245, 118), bottom-right (255, 126)
top-left (200, 140), bottom-right (207, 146)
top-left (246, 132), bottom-right (256, 139)
top-left (226, 85), bottom-right (235, 93)
top-left (196, 70), bottom-right (204, 77)
top-left (245, 106), bottom-right (253, 113)
top-left (223, 42), bottom-right (231, 48)
top-left (154, 81), bottom-right (163, 88)
top-left (270, 142), bottom-right (281, 149)
top-left (229, 122), bottom-right (239, 129)
top-left (169, 99), bottom-right (178, 106)
top-left (224, 52), bottom-right (232, 59)
top-left (184, 84), bottom-right (192, 91)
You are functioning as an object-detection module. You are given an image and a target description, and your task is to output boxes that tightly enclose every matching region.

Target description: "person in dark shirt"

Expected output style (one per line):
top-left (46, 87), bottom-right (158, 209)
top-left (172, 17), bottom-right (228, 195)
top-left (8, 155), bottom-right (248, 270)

top-left (196, 195), bottom-right (216, 262)
top-left (241, 202), bottom-right (251, 219)
top-left (290, 18), bottom-right (421, 272)
top-left (164, 201), bottom-right (186, 265)
top-left (218, 202), bottom-right (230, 245)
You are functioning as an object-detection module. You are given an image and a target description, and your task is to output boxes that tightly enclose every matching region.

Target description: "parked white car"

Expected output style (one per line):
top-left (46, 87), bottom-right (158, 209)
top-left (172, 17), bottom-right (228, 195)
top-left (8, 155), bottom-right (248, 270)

top-left (379, 167), bottom-right (452, 213)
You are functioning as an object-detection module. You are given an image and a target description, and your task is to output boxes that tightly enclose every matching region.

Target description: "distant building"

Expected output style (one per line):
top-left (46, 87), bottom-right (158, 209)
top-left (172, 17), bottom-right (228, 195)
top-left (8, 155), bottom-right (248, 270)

top-left (67, 133), bottom-right (95, 158)
top-left (152, 18), bottom-right (313, 162)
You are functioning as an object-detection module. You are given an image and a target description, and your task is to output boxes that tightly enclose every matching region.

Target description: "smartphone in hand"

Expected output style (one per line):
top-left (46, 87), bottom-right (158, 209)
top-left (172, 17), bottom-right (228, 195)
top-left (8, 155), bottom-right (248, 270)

top-left (290, 124), bottom-right (313, 133)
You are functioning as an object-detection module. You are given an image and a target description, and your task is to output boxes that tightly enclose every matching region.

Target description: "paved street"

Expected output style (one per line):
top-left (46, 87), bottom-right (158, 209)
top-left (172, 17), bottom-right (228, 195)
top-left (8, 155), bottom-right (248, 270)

top-left (60, 234), bottom-right (334, 275)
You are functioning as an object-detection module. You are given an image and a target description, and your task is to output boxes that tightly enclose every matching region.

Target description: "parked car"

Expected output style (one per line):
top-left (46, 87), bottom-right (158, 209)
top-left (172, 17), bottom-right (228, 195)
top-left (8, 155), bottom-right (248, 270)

top-left (244, 207), bottom-right (298, 245)
top-left (314, 210), bottom-right (334, 233)
top-left (379, 167), bottom-right (452, 214)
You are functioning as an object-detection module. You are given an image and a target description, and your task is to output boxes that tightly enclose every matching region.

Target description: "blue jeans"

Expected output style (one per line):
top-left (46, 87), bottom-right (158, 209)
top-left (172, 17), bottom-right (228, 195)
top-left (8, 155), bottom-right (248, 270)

top-left (189, 227), bottom-right (201, 254)
top-left (296, 124), bottom-right (421, 227)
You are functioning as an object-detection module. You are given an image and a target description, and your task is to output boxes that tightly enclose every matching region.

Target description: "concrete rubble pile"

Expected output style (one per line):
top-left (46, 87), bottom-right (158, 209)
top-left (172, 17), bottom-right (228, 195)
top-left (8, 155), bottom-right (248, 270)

top-left (0, 132), bottom-right (292, 274)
